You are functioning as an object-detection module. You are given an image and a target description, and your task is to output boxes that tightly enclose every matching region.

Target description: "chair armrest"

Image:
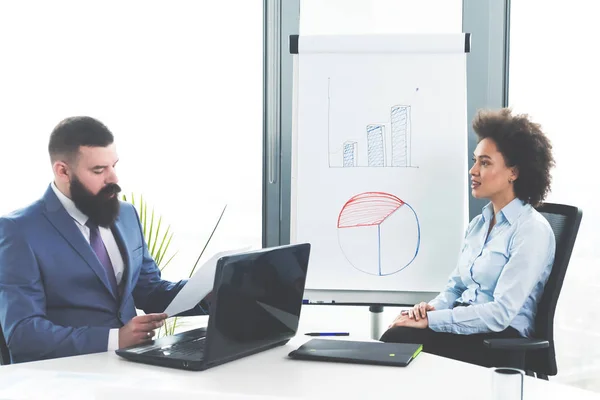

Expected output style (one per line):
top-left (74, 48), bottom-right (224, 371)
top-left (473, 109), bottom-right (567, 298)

top-left (483, 338), bottom-right (549, 351)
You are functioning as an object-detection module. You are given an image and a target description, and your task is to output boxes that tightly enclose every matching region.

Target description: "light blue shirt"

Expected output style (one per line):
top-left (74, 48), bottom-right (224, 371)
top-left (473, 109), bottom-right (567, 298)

top-left (427, 198), bottom-right (555, 337)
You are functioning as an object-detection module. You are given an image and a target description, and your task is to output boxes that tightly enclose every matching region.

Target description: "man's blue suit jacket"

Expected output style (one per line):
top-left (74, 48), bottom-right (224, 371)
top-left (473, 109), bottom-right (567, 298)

top-left (0, 186), bottom-right (204, 363)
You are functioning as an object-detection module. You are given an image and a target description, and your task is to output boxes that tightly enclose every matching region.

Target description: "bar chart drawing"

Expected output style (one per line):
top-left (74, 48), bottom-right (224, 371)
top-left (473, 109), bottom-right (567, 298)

top-left (325, 76), bottom-right (417, 168)
top-left (327, 96), bottom-right (415, 168)
top-left (391, 105), bottom-right (411, 167)
top-left (343, 141), bottom-right (358, 167)
top-left (366, 124), bottom-right (385, 167)
top-left (336, 192), bottom-right (421, 276)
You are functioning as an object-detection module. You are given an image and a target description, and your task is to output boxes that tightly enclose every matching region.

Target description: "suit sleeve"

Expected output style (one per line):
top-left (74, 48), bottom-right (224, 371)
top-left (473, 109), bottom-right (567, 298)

top-left (129, 206), bottom-right (208, 316)
top-left (0, 218), bottom-right (110, 363)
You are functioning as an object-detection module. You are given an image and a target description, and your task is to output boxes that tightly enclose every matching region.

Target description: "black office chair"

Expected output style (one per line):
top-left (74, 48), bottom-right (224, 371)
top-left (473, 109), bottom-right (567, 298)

top-left (483, 202), bottom-right (583, 380)
top-left (0, 322), bottom-right (10, 365)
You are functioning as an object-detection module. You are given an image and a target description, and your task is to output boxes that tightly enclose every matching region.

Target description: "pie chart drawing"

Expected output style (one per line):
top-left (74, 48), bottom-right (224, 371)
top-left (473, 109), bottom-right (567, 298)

top-left (337, 192), bottom-right (420, 276)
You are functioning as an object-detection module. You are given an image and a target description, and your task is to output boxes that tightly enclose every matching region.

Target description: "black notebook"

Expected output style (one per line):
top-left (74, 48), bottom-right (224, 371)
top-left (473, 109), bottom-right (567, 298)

top-left (288, 339), bottom-right (423, 367)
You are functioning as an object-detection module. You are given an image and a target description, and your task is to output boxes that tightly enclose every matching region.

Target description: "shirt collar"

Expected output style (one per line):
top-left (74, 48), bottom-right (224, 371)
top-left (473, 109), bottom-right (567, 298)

top-left (501, 198), bottom-right (526, 224)
top-left (481, 197), bottom-right (526, 225)
top-left (51, 181), bottom-right (89, 226)
top-left (481, 202), bottom-right (494, 223)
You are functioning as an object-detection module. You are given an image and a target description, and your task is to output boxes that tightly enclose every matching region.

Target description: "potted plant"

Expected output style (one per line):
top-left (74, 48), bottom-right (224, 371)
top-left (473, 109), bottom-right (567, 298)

top-left (122, 193), bottom-right (226, 337)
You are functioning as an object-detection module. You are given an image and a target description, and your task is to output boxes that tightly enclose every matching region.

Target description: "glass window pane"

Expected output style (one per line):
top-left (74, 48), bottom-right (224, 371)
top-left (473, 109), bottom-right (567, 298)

top-left (300, 0), bottom-right (462, 35)
top-left (510, 0), bottom-right (600, 391)
top-left (0, 1), bottom-right (263, 280)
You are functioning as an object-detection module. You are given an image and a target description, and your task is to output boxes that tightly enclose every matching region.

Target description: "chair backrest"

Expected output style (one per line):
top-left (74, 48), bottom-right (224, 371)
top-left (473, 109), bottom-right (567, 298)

top-left (528, 203), bottom-right (582, 376)
top-left (0, 322), bottom-right (10, 365)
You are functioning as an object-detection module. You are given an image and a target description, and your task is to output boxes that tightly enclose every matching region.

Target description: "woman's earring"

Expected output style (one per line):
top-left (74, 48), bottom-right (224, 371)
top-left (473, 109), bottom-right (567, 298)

top-left (508, 179), bottom-right (513, 184)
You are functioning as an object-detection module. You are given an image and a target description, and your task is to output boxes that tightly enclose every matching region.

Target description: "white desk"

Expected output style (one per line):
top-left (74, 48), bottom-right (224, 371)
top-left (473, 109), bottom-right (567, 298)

top-left (1, 334), bottom-right (599, 400)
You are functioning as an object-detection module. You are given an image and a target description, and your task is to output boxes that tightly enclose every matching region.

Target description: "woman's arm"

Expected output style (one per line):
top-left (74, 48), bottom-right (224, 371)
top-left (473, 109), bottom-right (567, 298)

top-left (427, 219), bottom-right (555, 335)
top-left (428, 266), bottom-right (467, 310)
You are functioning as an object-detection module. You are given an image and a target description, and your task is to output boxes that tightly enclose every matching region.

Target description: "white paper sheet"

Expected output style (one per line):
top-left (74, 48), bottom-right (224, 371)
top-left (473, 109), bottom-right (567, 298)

top-left (291, 34), bottom-right (468, 293)
top-left (163, 247), bottom-right (250, 317)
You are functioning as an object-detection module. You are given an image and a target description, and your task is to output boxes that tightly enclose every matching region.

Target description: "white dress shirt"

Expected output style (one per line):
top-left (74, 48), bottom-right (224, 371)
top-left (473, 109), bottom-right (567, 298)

top-left (51, 182), bottom-right (123, 351)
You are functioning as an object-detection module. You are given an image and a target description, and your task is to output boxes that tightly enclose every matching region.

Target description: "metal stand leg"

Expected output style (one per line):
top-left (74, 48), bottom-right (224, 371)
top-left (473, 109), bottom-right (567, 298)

top-left (369, 305), bottom-right (384, 340)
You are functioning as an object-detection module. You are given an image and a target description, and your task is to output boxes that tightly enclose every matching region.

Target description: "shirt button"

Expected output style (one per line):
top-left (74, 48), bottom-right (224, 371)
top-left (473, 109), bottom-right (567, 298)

top-left (118, 311), bottom-right (122, 319)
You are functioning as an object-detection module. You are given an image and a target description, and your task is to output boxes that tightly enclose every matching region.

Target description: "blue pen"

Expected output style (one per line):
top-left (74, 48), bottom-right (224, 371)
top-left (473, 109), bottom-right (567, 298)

top-left (305, 332), bottom-right (349, 337)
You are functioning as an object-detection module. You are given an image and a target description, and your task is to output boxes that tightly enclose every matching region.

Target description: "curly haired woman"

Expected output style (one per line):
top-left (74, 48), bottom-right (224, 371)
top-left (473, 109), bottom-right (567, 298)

top-left (381, 108), bottom-right (556, 367)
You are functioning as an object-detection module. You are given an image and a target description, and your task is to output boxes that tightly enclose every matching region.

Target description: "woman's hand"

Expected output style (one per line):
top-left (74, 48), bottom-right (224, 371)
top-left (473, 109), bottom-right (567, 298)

top-left (388, 313), bottom-right (429, 329)
top-left (408, 302), bottom-right (435, 321)
top-left (386, 301), bottom-right (435, 330)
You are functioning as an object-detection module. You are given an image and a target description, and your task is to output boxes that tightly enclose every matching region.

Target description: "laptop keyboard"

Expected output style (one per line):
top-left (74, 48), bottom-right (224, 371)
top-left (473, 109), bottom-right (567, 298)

top-left (169, 338), bottom-right (206, 358)
top-left (143, 337), bottom-right (206, 361)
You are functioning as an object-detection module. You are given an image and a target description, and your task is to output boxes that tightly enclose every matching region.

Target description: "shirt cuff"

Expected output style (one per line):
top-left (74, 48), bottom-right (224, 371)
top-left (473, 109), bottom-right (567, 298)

top-left (428, 299), bottom-right (445, 310)
top-left (108, 328), bottom-right (120, 351)
top-left (427, 309), bottom-right (453, 333)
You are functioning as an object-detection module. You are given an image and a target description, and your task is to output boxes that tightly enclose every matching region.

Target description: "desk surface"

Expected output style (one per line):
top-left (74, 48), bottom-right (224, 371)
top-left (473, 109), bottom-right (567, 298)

top-left (1, 334), bottom-right (599, 400)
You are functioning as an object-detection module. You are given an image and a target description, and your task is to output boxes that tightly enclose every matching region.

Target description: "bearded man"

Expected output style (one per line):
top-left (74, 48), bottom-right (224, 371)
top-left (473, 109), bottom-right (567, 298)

top-left (0, 116), bottom-right (209, 364)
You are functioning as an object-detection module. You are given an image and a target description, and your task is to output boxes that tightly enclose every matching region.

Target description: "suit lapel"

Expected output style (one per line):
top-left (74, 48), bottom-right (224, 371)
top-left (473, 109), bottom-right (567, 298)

top-left (112, 217), bottom-right (133, 304)
top-left (42, 186), bottom-right (117, 300)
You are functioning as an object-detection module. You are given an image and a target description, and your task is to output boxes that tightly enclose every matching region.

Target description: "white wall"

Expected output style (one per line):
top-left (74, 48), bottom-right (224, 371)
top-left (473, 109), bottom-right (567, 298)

top-left (0, 1), bottom-right (263, 282)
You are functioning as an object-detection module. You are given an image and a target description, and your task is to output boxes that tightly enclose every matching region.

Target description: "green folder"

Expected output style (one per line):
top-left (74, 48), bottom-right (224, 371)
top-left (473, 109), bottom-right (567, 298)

top-left (289, 339), bottom-right (423, 367)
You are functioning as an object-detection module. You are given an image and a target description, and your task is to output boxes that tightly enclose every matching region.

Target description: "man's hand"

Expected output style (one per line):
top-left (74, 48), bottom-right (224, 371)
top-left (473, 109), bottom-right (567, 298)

top-left (118, 313), bottom-right (167, 349)
top-left (408, 302), bottom-right (435, 321)
top-left (388, 313), bottom-right (429, 330)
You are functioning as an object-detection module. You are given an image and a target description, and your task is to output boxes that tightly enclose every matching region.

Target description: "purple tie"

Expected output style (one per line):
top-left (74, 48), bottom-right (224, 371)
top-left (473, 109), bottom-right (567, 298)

top-left (86, 220), bottom-right (118, 295)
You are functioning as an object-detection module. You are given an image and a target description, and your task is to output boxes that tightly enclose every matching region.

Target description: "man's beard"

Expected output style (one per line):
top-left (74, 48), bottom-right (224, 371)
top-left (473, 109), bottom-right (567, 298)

top-left (70, 176), bottom-right (121, 228)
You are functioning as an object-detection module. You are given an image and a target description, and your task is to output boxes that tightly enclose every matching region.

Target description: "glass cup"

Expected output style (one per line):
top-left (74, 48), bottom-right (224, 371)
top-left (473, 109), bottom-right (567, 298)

top-left (492, 367), bottom-right (524, 400)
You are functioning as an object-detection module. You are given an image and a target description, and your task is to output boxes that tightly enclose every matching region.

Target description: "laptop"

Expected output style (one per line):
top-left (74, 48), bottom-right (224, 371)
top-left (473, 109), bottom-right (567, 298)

top-left (288, 339), bottom-right (422, 367)
top-left (115, 243), bottom-right (311, 371)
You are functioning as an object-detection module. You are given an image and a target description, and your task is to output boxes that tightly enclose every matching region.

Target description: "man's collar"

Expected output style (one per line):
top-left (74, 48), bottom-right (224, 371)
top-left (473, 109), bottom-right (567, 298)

top-left (50, 181), bottom-right (89, 226)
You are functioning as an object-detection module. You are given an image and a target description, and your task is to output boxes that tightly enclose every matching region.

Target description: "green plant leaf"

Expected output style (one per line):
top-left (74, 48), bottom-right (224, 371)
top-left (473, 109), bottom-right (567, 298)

top-left (151, 216), bottom-right (163, 257)
top-left (155, 227), bottom-right (171, 265)
top-left (158, 232), bottom-right (175, 266)
top-left (160, 250), bottom-right (178, 272)
top-left (170, 317), bottom-right (178, 335)
top-left (148, 207), bottom-right (155, 254)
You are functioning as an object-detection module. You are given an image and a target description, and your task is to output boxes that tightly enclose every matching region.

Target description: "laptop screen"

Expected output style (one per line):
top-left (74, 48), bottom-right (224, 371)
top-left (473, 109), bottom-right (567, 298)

top-left (205, 244), bottom-right (310, 362)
